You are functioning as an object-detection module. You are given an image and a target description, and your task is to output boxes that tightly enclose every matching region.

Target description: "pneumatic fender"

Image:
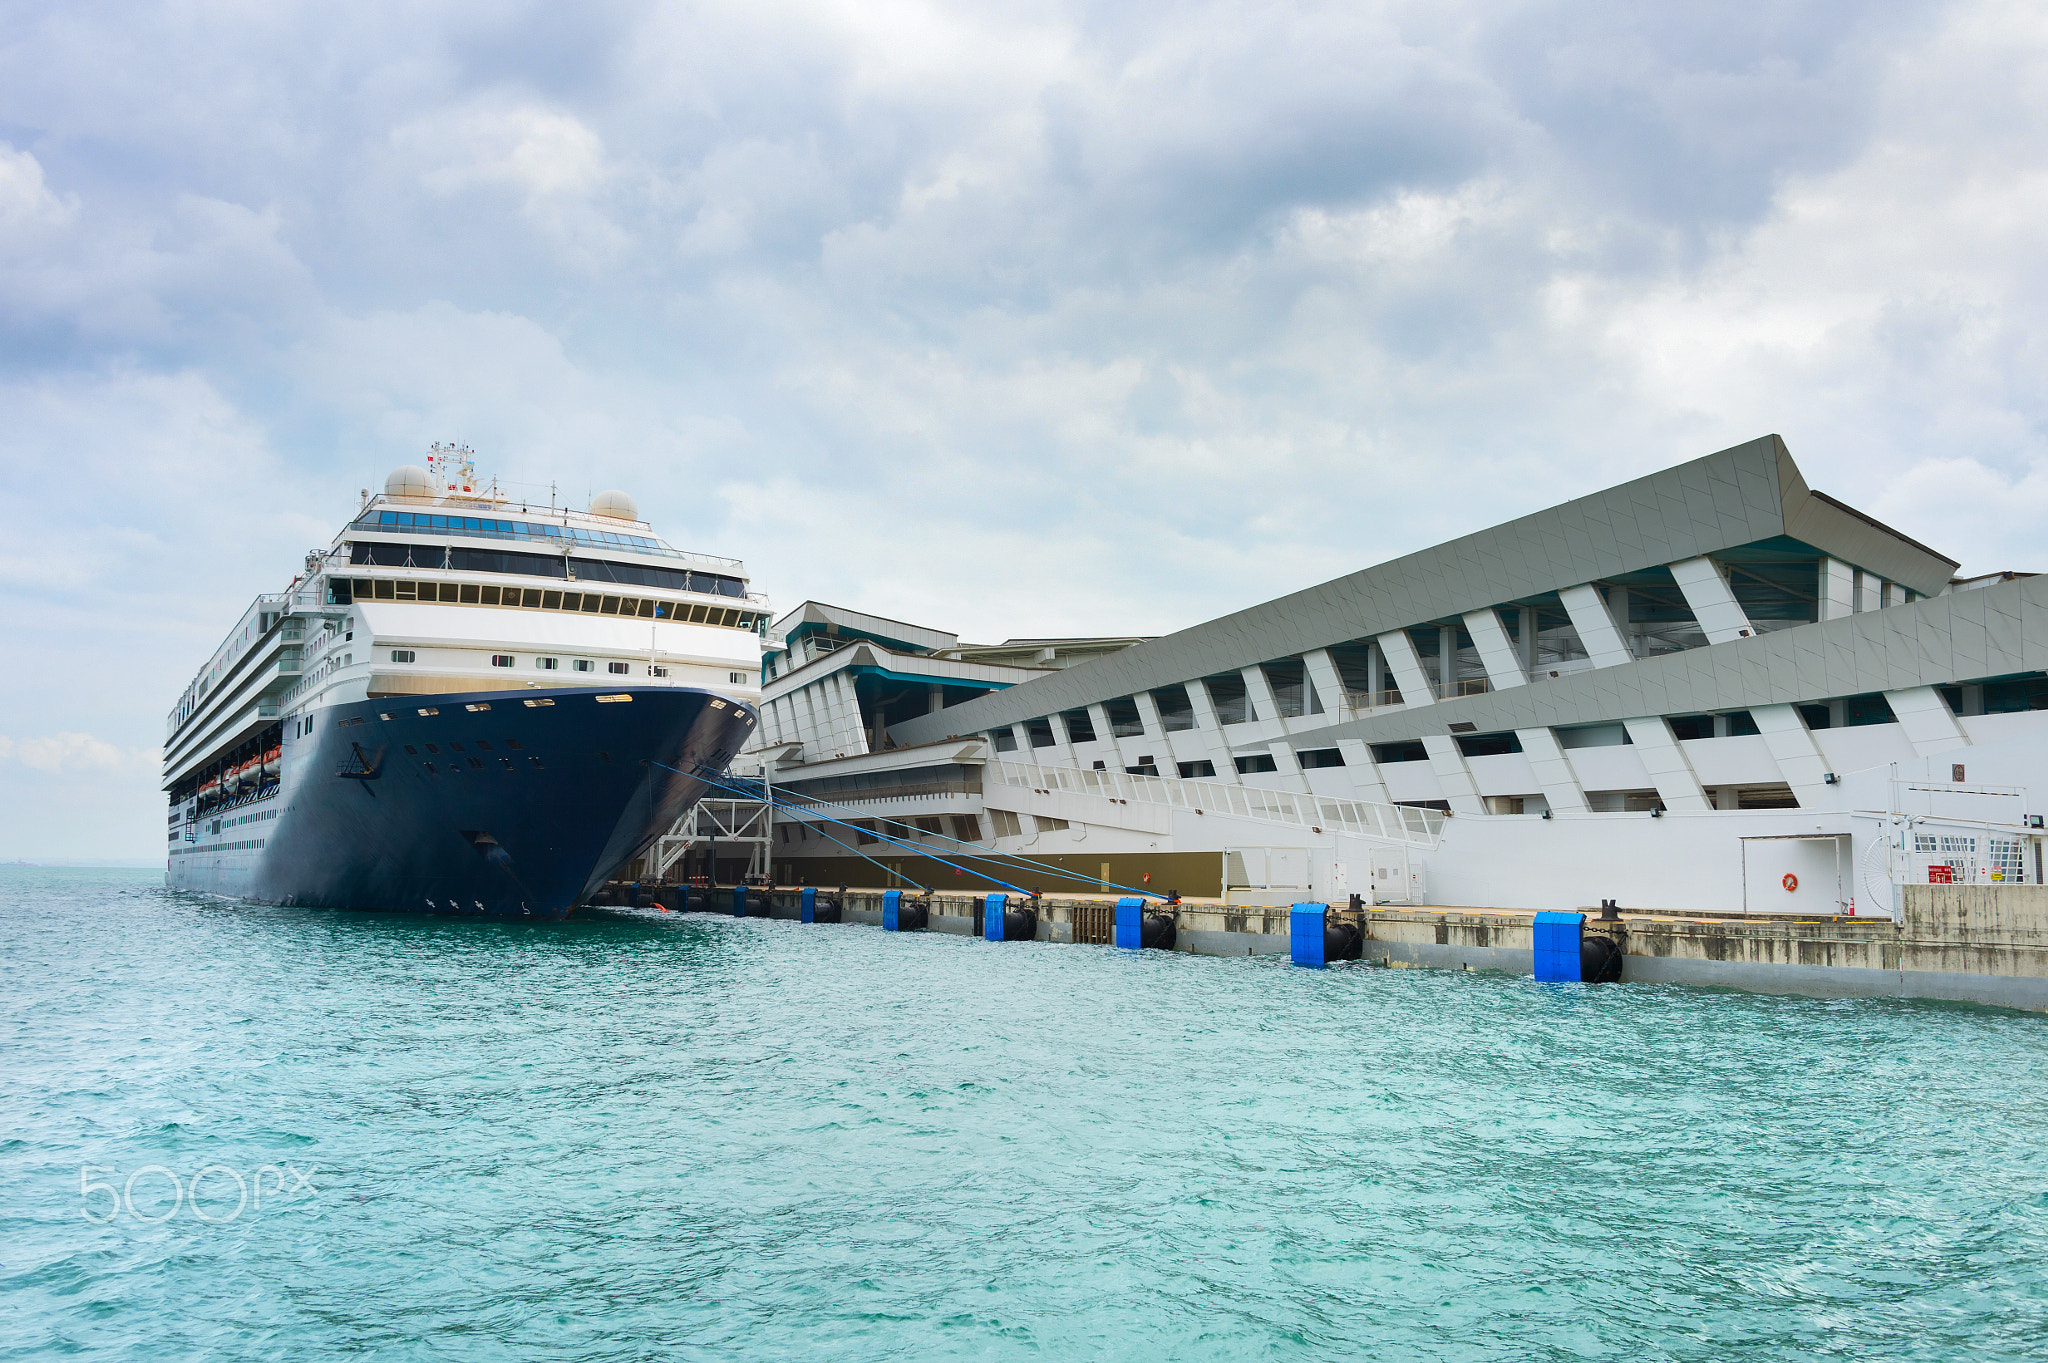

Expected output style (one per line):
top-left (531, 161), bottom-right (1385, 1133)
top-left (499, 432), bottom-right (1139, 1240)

top-left (746, 890), bottom-right (772, 918)
top-left (1003, 906), bottom-right (1038, 941)
top-left (1323, 918), bottom-right (1364, 962)
top-left (814, 895), bottom-right (843, 924)
top-left (1580, 934), bottom-right (1623, 983)
top-left (899, 900), bottom-right (930, 932)
top-left (1140, 910), bottom-right (1178, 951)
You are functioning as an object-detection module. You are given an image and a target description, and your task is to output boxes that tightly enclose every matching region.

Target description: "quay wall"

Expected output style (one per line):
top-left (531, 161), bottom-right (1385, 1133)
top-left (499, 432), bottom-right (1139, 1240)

top-left (686, 884), bottom-right (2048, 1012)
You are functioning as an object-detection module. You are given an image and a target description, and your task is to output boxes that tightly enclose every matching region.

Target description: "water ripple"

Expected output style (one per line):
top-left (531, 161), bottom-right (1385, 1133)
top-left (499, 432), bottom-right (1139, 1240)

top-left (3, 867), bottom-right (2046, 1360)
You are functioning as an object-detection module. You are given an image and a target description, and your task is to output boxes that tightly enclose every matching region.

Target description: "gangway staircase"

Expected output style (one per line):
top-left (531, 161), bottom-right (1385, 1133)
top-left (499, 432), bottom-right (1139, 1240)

top-left (650, 775), bottom-right (773, 883)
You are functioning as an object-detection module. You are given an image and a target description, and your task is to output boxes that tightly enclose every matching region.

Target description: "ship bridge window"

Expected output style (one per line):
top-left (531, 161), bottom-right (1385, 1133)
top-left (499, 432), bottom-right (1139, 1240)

top-left (390, 650), bottom-right (415, 663)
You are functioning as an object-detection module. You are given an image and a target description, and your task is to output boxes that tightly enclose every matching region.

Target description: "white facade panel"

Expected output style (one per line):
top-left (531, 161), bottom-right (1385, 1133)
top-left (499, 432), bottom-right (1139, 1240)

top-left (1566, 744), bottom-right (1654, 792)
top-left (1464, 751), bottom-right (1541, 796)
top-left (1676, 734), bottom-right (1780, 787)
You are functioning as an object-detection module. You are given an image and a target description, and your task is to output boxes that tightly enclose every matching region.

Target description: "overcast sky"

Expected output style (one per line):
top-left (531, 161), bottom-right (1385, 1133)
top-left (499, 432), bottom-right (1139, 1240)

top-left (4, 0), bottom-right (2045, 860)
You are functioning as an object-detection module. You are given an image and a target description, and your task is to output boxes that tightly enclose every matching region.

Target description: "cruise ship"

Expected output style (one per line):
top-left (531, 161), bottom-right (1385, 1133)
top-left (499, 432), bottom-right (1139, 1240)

top-left (163, 446), bottom-right (767, 917)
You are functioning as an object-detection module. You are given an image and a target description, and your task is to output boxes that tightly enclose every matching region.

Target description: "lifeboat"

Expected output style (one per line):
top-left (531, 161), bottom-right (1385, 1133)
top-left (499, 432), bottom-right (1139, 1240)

top-left (222, 764), bottom-right (241, 796)
top-left (237, 756), bottom-right (262, 791)
top-left (199, 774), bottom-right (221, 807)
top-left (261, 745), bottom-right (281, 781)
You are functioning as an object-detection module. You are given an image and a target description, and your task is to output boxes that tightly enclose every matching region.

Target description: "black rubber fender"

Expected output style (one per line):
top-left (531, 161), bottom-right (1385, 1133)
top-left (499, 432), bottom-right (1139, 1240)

top-left (813, 896), bottom-right (843, 924)
top-left (897, 901), bottom-right (930, 932)
top-left (1580, 933), bottom-right (1624, 982)
top-left (745, 890), bottom-right (772, 918)
top-left (1140, 910), bottom-right (1177, 950)
top-left (1003, 907), bottom-right (1038, 941)
top-left (1323, 918), bottom-right (1364, 962)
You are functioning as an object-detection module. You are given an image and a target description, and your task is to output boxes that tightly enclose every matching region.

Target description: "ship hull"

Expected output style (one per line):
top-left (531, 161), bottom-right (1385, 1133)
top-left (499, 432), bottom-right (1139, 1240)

top-left (166, 685), bottom-right (753, 919)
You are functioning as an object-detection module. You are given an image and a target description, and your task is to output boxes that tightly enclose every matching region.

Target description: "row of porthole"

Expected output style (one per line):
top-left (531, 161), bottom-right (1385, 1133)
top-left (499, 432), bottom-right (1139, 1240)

top-left (389, 648), bottom-right (659, 677)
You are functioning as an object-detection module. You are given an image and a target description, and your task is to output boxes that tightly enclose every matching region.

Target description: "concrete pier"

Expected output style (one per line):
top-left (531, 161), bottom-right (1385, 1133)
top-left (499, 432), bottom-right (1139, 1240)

top-left (687, 884), bottom-right (2048, 1012)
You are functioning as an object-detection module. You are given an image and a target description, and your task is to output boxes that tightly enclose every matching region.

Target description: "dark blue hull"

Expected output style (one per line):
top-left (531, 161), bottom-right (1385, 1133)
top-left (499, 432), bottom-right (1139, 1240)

top-left (166, 685), bottom-right (754, 919)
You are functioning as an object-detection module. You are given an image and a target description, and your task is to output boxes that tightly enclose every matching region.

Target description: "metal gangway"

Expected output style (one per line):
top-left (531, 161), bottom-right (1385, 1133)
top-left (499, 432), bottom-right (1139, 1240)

top-left (650, 776), bottom-right (773, 883)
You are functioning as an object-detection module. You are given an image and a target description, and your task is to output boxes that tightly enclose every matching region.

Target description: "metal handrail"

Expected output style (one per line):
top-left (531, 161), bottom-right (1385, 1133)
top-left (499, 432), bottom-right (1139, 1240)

top-left (350, 518), bottom-right (746, 572)
top-left (991, 760), bottom-right (1442, 847)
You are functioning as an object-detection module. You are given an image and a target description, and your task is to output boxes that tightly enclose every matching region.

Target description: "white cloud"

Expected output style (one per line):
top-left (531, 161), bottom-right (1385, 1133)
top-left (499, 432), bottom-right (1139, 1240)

top-left (2, 0), bottom-right (2046, 857)
top-left (0, 732), bottom-right (157, 774)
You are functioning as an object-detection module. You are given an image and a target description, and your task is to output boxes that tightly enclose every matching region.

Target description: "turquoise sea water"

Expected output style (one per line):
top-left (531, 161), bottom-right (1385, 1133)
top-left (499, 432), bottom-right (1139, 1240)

top-left (4, 866), bottom-right (2047, 1360)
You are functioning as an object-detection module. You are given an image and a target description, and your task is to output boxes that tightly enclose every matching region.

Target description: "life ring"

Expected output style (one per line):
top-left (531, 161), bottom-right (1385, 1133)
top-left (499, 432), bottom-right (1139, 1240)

top-left (1782, 872), bottom-right (1799, 893)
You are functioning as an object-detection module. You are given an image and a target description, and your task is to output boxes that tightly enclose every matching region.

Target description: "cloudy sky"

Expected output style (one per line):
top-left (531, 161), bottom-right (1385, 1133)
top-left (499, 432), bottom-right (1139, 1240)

top-left (4, 0), bottom-right (2045, 860)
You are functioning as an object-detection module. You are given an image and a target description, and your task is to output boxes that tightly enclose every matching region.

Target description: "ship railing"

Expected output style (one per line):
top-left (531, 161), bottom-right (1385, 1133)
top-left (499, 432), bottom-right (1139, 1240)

top-left (990, 760), bottom-right (1442, 848)
top-left (350, 515), bottom-right (746, 572)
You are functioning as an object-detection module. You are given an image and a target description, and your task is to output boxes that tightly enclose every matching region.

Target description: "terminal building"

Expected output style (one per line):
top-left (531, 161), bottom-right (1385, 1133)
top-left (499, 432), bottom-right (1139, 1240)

top-left (738, 435), bottom-right (2048, 917)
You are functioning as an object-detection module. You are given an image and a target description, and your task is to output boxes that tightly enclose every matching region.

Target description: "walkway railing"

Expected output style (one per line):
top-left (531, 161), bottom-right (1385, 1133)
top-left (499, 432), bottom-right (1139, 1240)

top-left (990, 760), bottom-right (1442, 848)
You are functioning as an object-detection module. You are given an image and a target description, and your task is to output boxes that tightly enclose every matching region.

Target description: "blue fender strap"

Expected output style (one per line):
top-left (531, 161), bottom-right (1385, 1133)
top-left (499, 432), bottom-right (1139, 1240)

top-left (983, 892), bottom-right (1008, 941)
top-left (731, 885), bottom-right (746, 917)
top-left (800, 886), bottom-right (817, 923)
top-left (882, 889), bottom-right (902, 932)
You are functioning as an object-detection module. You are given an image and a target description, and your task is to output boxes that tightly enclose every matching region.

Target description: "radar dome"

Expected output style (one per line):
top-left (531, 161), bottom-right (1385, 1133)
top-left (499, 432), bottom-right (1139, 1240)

top-left (589, 489), bottom-right (638, 521)
top-left (385, 465), bottom-right (434, 498)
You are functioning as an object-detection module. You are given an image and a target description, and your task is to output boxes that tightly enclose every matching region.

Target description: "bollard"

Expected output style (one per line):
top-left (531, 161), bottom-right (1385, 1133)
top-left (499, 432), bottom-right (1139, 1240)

top-left (800, 887), bottom-right (818, 923)
top-left (1290, 903), bottom-right (1329, 967)
top-left (1113, 896), bottom-right (1146, 949)
top-left (1533, 911), bottom-right (1585, 981)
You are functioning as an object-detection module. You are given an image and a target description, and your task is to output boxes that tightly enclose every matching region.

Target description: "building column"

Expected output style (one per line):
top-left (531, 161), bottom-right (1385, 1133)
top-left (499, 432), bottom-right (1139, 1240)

top-left (1302, 648), bottom-right (1347, 717)
top-left (1332, 738), bottom-right (1391, 804)
top-left (1265, 741), bottom-right (1314, 793)
top-left (1517, 606), bottom-right (1537, 675)
top-left (831, 673), bottom-right (869, 758)
top-left (1240, 664), bottom-right (1285, 728)
top-left (1419, 734), bottom-right (1485, 816)
top-left (1819, 560), bottom-right (1857, 621)
top-left (1856, 570), bottom-right (1884, 613)
top-left (1668, 556), bottom-right (1755, 645)
top-left (1183, 679), bottom-right (1242, 782)
top-left (1516, 727), bottom-right (1589, 814)
top-left (1375, 630), bottom-right (1435, 707)
top-left (1751, 703), bottom-right (1830, 807)
top-left (1086, 701), bottom-right (1126, 770)
top-left (1437, 625), bottom-right (1456, 696)
top-left (1557, 584), bottom-right (1635, 668)
top-left (1884, 583), bottom-right (1908, 608)
top-left (926, 684), bottom-right (945, 715)
top-left (1620, 717), bottom-right (1712, 812)
top-left (1886, 686), bottom-right (1968, 756)
top-left (1461, 607), bottom-right (1527, 690)
top-left (1009, 721), bottom-right (1035, 766)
